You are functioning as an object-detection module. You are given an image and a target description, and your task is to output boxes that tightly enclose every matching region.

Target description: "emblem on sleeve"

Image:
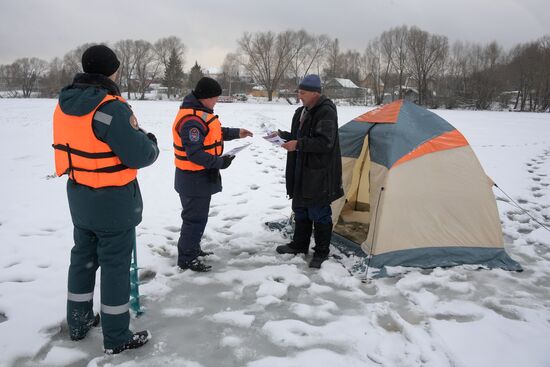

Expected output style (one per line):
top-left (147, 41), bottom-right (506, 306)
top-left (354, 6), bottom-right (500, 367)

top-left (129, 114), bottom-right (139, 130)
top-left (189, 127), bottom-right (200, 142)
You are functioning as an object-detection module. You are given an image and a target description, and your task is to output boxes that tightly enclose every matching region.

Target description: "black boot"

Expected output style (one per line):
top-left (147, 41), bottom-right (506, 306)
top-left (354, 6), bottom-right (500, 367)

top-left (105, 330), bottom-right (151, 354)
top-left (178, 258), bottom-right (212, 272)
top-left (70, 313), bottom-right (100, 341)
top-left (309, 222), bottom-right (333, 268)
top-left (276, 219), bottom-right (312, 255)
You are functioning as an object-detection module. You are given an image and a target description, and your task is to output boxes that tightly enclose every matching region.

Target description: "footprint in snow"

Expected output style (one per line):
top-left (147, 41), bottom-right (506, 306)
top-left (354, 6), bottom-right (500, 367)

top-left (517, 227), bottom-right (533, 234)
top-left (139, 268), bottom-right (157, 283)
top-left (223, 215), bottom-right (246, 222)
top-left (164, 226), bottom-right (180, 233)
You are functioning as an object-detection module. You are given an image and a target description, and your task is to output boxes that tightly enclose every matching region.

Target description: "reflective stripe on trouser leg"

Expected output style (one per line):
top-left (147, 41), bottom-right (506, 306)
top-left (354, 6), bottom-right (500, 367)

top-left (97, 227), bottom-right (135, 349)
top-left (67, 226), bottom-right (99, 338)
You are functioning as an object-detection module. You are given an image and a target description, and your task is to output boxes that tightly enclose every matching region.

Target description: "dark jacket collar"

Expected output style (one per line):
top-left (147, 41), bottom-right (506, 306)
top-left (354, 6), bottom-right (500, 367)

top-left (301, 95), bottom-right (334, 115)
top-left (67, 73), bottom-right (121, 96)
top-left (180, 92), bottom-right (213, 114)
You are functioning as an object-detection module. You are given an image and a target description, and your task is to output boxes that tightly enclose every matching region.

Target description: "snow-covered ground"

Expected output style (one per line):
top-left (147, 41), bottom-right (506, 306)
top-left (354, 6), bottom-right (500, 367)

top-left (1, 98), bottom-right (549, 367)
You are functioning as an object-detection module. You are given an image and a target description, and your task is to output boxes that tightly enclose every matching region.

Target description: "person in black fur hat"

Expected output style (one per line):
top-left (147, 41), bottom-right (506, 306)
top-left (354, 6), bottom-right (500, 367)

top-left (170, 77), bottom-right (253, 272)
top-left (53, 44), bottom-right (159, 354)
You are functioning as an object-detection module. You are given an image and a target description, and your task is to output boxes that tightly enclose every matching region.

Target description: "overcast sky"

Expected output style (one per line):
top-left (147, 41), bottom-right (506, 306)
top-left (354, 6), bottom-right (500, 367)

top-left (1, 0), bottom-right (549, 69)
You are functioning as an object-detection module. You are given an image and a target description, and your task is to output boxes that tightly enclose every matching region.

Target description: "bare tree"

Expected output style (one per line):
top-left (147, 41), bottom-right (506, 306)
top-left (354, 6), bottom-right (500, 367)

top-left (0, 64), bottom-right (19, 97)
top-left (364, 39), bottom-right (389, 104)
top-left (540, 35), bottom-right (550, 111)
top-left (221, 52), bottom-right (240, 96)
top-left (406, 27), bottom-right (448, 105)
top-left (133, 40), bottom-right (161, 100)
top-left (9, 58), bottom-right (48, 97)
top-left (323, 38), bottom-right (343, 79)
top-left (384, 25), bottom-right (409, 99)
top-left (468, 42), bottom-right (504, 109)
top-left (154, 36), bottom-right (186, 71)
top-left (41, 57), bottom-right (66, 97)
top-left (287, 33), bottom-right (330, 102)
top-left (114, 39), bottom-right (138, 99)
top-left (238, 30), bottom-right (308, 100)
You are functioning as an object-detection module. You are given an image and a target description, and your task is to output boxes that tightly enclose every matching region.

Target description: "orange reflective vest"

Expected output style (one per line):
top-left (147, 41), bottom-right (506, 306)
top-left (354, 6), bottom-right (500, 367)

top-left (52, 95), bottom-right (137, 188)
top-left (172, 108), bottom-right (223, 171)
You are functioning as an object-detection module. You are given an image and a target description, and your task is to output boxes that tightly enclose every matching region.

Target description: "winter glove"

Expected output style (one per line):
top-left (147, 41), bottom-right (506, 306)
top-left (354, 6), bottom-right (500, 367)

top-left (220, 155), bottom-right (235, 169)
top-left (146, 132), bottom-right (158, 145)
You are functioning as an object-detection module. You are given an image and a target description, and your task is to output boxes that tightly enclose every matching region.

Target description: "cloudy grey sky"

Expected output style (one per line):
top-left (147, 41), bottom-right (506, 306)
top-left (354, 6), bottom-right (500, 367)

top-left (1, 0), bottom-right (549, 69)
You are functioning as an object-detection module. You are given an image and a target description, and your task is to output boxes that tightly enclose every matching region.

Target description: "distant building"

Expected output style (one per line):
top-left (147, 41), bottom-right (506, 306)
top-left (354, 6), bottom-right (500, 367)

top-left (203, 67), bottom-right (222, 80)
top-left (324, 78), bottom-right (364, 99)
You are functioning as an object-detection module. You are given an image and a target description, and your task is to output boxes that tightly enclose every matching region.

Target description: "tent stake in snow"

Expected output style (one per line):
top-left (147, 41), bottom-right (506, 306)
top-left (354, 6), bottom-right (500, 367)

top-left (129, 237), bottom-right (143, 316)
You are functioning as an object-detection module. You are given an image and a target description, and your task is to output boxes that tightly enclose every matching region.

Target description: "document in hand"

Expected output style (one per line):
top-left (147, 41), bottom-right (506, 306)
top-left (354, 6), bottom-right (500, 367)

top-left (262, 132), bottom-right (286, 146)
top-left (222, 142), bottom-right (252, 157)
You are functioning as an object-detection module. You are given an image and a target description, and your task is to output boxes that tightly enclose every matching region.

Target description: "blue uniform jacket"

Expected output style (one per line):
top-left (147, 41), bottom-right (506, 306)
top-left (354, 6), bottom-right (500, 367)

top-left (174, 93), bottom-right (240, 197)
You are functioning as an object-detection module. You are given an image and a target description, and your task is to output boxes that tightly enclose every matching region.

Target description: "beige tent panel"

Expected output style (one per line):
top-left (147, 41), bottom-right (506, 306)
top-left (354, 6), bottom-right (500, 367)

top-left (332, 136), bottom-right (372, 244)
top-left (331, 135), bottom-right (370, 225)
top-left (361, 146), bottom-right (503, 256)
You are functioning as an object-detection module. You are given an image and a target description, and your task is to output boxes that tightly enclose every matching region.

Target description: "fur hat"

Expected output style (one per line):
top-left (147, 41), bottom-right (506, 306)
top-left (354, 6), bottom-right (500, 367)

top-left (82, 45), bottom-right (120, 77)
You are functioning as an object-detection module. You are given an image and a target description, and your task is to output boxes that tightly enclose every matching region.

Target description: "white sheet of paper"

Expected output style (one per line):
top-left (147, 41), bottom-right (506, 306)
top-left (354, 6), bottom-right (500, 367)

top-left (262, 132), bottom-right (286, 146)
top-left (222, 142), bottom-right (251, 156)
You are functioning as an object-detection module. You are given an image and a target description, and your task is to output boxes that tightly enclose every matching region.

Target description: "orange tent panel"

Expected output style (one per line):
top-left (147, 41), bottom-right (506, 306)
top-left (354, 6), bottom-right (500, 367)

top-left (392, 129), bottom-right (469, 168)
top-left (354, 100), bottom-right (403, 123)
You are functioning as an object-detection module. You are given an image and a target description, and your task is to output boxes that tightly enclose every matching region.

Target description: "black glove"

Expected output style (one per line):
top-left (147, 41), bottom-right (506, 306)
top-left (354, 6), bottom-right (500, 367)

top-left (220, 155), bottom-right (235, 169)
top-left (146, 132), bottom-right (157, 145)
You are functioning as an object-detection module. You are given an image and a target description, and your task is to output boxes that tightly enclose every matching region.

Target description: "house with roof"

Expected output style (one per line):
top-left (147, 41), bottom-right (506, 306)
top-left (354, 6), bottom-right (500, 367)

top-left (324, 78), bottom-right (364, 100)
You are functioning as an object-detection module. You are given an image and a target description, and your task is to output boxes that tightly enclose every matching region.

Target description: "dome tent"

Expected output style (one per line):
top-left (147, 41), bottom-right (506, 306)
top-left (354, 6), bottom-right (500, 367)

top-left (330, 99), bottom-right (521, 272)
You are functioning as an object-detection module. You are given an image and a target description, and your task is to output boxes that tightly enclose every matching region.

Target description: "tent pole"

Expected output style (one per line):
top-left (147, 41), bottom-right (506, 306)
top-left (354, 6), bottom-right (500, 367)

top-left (365, 187), bottom-right (384, 279)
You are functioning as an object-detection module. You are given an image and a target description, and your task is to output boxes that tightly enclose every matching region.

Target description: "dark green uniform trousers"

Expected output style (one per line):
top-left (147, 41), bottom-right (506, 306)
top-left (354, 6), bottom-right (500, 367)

top-left (67, 226), bottom-right (134, 349)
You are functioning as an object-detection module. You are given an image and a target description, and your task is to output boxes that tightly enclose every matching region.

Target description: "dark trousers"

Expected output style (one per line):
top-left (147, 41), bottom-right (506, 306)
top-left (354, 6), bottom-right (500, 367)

top-left (293, 205), bottom-right (332, 224)
top-left (67, 226), bottom-right (134, 349)
top-left (177, 194), bottom-right (211, 265)
top-left (293, 204), bottom-right (333, 258)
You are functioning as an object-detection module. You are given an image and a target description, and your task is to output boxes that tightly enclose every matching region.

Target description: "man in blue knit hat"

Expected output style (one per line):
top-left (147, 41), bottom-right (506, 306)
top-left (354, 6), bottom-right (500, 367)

top-left (275, 74), bottom-right (344, 268)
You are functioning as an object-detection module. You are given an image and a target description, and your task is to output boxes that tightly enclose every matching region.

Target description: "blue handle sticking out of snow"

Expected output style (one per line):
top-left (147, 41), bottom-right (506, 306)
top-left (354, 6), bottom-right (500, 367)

top-left (129, 238), bottom-right (143, 316)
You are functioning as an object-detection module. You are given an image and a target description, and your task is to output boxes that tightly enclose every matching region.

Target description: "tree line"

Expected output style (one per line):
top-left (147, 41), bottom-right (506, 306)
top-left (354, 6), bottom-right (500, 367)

top-left (1, 26), bottom-right (549, 111)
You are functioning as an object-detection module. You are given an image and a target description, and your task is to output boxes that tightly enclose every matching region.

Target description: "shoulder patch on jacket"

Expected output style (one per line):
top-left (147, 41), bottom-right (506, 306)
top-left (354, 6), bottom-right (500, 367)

top-left (129, 114), bottom-right (139, 130)
top-left (94, 111), bottom-right (113, 125)
top-left (189, 127), bottom-right (200, 142)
